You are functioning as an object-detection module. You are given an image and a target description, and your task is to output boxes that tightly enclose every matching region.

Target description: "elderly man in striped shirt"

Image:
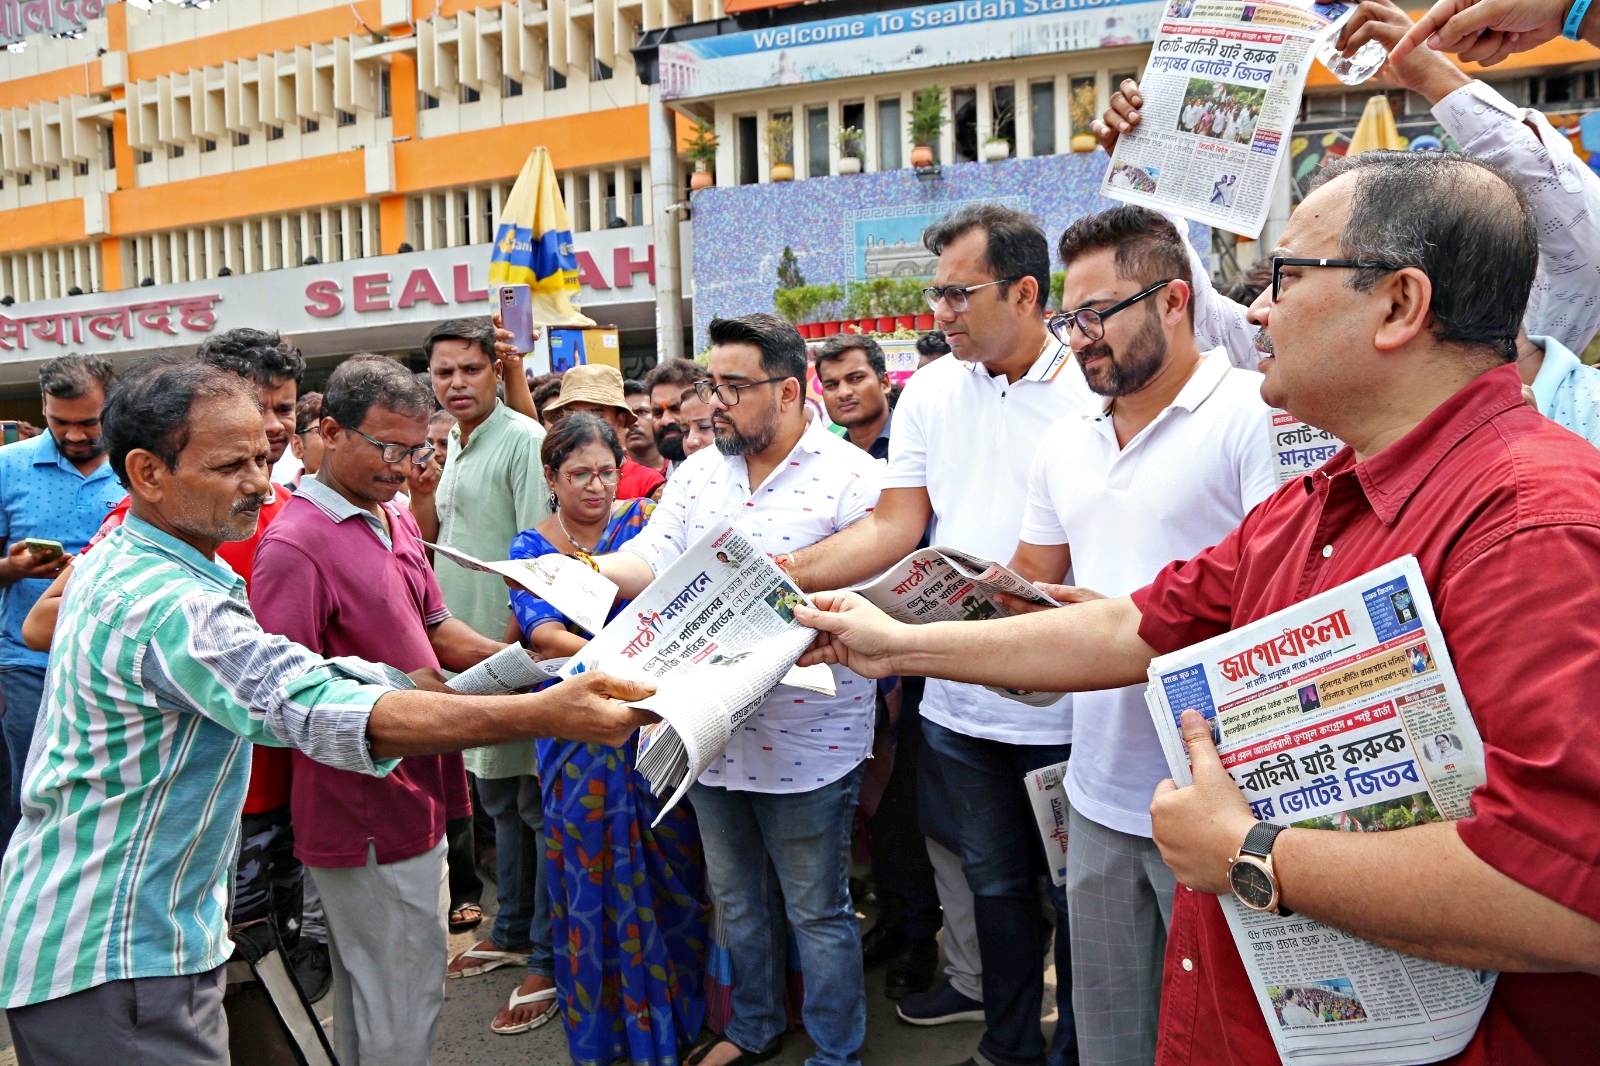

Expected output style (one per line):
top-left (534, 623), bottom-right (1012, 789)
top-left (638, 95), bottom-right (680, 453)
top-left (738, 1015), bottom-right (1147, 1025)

top-left (0, 355), bottom-right (655, 1066)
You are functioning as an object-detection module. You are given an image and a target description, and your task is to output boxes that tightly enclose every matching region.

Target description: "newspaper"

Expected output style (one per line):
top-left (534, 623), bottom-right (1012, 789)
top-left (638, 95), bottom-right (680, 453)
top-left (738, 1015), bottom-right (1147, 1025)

top-left (445, 644), bottom-right (564, 696)
top-left (1144, 557), bottom-right (1493, 1064)
top-left (558, 523), bottom-right (828, 821)
top-left (853, 546), bottom-right (1064, 707)
top-left (1103, 0), bottom-right (1364, 237)
top-left (1271, 410), bottom-right (1344, 486)
top-left (1024, 760), bottom-right (1073, 887)
top-left (421, 539), bottom-right (618, 635)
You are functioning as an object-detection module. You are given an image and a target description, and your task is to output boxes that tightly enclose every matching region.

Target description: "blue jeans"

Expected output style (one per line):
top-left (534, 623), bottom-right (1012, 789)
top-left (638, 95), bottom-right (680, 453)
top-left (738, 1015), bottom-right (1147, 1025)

top-left (474, 774), bottom-right (553, 978)
top-left (923, 719), bottom-right (1077, 1066)
top-left (0, 665), bottom-right (46, 845)
top-left (690, 766), bottom-right (866, 1066)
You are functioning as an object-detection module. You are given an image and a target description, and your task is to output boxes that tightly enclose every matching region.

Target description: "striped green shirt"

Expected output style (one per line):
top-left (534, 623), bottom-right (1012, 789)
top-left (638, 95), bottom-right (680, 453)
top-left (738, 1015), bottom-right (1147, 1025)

top-left (0, 516), bottom-right (404, 1008)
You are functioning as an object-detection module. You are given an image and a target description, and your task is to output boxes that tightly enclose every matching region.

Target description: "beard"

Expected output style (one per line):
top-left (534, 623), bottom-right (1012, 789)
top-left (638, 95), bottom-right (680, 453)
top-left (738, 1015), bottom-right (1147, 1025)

top-left (713, 400), bottom-right (780, 457)
top-left (52, 430), bottom-right (105, 459)
top-left (1078, 310), bottom-right (1168, 398)
top-left (656, 424), bottom-right (687, 463)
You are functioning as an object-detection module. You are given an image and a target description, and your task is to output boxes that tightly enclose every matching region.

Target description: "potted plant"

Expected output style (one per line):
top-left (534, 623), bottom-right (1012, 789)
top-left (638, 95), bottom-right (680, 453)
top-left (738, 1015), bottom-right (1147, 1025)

top-left (982, 134), bottom-right (1011, 162)
top-left (837, 125), bottom-right (864, 174)
top-left (765, 116), bottom-right (794, 181)
top-left (908, 87), bottom-right (946, 168)
top-left (686, 118), bottom-right (718, 190)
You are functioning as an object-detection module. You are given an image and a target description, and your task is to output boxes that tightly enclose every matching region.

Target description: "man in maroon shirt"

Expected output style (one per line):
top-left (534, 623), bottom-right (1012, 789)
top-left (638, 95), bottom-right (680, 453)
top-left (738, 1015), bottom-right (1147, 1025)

top-left (252, 355), bottom-right (508, 1065)
top-left (794, 151), bottom-right (1600, 1065)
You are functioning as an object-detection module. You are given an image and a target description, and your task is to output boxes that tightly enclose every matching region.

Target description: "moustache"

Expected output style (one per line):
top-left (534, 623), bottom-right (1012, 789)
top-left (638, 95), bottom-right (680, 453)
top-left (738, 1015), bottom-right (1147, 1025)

top-left (1255, 329), bottom-right (1275, 356)
top-left (1077, 343), bottom-right (1114, 364)
top-left (230, 494), bottom-right (271, 516)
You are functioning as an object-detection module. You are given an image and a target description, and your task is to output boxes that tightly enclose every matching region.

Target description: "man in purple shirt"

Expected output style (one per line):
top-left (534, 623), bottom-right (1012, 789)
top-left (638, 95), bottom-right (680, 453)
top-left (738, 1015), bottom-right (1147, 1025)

top-left (251, 355), bottom-right (508, 1065)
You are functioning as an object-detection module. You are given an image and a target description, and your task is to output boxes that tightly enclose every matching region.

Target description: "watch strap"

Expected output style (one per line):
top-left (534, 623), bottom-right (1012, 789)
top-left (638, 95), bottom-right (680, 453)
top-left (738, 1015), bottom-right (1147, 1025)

top-left (1238, 822), bottom-right (1292, 916)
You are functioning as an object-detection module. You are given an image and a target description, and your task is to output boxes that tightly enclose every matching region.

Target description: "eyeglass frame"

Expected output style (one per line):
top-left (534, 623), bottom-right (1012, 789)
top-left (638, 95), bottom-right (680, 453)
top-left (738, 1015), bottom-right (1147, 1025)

top-left (1270, 257), bottom-right (1405, 303)
top-left (922, 277), bottom-right (1021, 313)
top-left (559, 465), bottom-right (622, 487)
top-left (344, 425), bottom-right (436, 466)
top-left (1048, 279), bottom-right (1174, 344)
top-left (693, 376), bottom-right (789, 407)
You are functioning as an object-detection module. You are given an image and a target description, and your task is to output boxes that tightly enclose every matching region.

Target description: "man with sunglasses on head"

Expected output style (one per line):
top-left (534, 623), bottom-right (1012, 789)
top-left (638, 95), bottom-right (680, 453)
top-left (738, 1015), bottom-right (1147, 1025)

top-left (594, 313), bottom-right (883, 1066)
top-left (251, 355), bottom-right (510, 1065)
top-left (1005, 206), bottom-right (1274, 1066)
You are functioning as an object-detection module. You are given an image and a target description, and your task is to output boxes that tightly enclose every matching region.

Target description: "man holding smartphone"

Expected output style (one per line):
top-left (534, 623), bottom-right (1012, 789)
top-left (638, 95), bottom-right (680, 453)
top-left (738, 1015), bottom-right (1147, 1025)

top-left (0, 354), bottom-right (124, 840)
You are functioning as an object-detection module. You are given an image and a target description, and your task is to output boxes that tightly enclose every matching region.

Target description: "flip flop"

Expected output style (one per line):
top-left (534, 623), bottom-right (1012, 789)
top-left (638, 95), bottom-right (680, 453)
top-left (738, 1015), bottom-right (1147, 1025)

top-left (448, 903), bottom-right (484, 934)
top-left (447, 945), bottom-right (530, 979)
top-left (683, 1034), bottom-right (783, 1065)
top-left (490, 985), bottom-right (558, 1035)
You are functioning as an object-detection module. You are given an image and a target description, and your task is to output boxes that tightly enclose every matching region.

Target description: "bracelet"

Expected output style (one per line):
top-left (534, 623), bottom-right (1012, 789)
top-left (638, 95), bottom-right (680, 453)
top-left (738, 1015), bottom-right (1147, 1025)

top-left (573, 549), bottom-right (600, 571)
top-left (1566, 0), bottom-right (1594, 40)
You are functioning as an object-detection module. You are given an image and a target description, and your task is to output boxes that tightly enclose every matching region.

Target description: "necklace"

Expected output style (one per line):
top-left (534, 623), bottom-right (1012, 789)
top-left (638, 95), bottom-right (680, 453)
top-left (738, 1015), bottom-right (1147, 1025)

top-left (556, 510), bottom-right (604, 554)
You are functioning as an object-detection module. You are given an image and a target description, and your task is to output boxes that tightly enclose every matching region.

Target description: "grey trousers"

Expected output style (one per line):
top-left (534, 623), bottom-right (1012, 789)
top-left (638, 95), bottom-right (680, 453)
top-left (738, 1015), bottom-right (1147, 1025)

top-left (312, 838), bottom-right (449, 1066)
top-left (8, 965), bottom-right (228, 1065)
top-left (1065, 804), bottom-right (1177, 1066)
top-left (928, 837), bottom-right (983, 1001)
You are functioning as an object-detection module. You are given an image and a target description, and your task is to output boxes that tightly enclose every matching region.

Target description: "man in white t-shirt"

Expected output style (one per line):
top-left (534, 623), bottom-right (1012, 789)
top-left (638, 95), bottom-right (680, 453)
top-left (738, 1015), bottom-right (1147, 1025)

top-left (1010, 206), bottom-right (1275, 1066)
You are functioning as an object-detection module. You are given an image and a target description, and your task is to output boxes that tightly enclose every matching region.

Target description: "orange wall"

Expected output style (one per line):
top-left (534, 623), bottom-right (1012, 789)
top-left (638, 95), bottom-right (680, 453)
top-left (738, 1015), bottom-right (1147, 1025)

top-left (128, 1), bottom-right (386, 82)
top-left (108, 151), bottom-right (370, 234)
top-left (0, 201), bottom-right (87, 254)
top-left (394, 106), bottom-right (651, 189)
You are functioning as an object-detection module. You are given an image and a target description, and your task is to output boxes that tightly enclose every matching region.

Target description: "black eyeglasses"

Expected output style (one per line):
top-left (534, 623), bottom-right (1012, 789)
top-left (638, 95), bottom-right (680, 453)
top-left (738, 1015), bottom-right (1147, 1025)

top-left (693, 377), bottom-right (787, 407)
top-left (346, 426), bottom-right (436, 466)
top-left (1048, 279), bottom-right (1173, 344)
top-left (1270, 257), bottom-right (1405, 302)
top-left (922, 278), bottom-right (1020, 313)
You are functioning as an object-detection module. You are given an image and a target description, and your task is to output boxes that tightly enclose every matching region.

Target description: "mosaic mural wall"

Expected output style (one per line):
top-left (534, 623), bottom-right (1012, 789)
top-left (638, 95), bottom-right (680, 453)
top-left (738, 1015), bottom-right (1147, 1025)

top-left (688, 152), bottom-right (1209, 348)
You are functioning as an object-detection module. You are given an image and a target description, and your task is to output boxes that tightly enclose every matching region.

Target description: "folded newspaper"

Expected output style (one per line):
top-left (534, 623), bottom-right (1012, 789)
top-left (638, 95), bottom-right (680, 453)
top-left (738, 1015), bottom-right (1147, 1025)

top-left (444, 644), bottom-right (565, 695)
top-left (1145, 556), bottom-right (1493, 1064)
top-left (421, 539), bottom-right (618, 635)
top-left (853, 546), bottom-right (1064, 707)
top-left (557, 523), bottom-right (832, 822)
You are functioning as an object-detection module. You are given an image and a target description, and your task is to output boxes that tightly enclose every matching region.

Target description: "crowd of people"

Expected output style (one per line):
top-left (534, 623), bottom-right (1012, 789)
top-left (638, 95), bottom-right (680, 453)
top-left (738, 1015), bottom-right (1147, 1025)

top-left (0, 3), bottom-right (1596, 1065)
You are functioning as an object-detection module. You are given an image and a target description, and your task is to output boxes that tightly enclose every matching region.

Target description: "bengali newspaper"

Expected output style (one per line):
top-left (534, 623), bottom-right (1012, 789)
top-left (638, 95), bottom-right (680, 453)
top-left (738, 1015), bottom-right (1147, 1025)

top-left (853, 546), bottom-right (1063, 707)
top-left (445, 644), bottom-right (564, 695)
top-left (1271, 409), bottom-right (1344, 486)
top-left (422, 539), bottom-right (618, 635)
top-left (558, 523), bottom-right (831, 821)
top-left (1102, 0), bottom-right (1364, 237)
top-left (1144, 556), bottom-right (1493, 1064)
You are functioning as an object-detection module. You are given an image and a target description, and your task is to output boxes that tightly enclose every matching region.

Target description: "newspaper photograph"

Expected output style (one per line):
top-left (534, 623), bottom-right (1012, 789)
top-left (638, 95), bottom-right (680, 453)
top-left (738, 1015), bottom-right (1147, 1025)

top-left (558, 523), bottom-right (825, 821)
top-left (1271, 410), bottom-right (1344, 486)
top-left (854, 546), bottom-right (1064, 707)
top-left (1103, 0), bottom-right (1363, 237)
top-left (1144, 556), bottom-right (1493, 1064)
top-left (421, 539), bottom-right (618, 635)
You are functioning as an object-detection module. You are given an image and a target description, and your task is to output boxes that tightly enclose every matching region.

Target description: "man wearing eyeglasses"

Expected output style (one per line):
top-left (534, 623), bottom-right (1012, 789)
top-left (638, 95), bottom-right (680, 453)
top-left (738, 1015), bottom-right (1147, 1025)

top-left (1008, 206), bottom-right (1275, 1066)
top-left (595, 313), bottom-right (884, 1066)
top-left (797, 152), bottom-right (1600, 1066)
top-left (250, 355), bottom-right (509, 1065)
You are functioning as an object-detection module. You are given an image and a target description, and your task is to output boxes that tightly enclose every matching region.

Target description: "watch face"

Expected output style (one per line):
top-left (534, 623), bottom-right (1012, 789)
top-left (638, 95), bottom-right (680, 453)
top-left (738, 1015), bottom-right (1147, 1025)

top-left (1230, 859), bottom-right (1276, 910)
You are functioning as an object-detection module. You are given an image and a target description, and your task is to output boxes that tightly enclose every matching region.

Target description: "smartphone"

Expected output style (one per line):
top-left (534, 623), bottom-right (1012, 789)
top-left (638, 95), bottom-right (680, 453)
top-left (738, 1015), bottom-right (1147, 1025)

top-left (0, 421), bottom-right (18, 446)
top-left (23, 539), bottom-right (63, 562)
top-left (497, 285), bottom-right (536, 355)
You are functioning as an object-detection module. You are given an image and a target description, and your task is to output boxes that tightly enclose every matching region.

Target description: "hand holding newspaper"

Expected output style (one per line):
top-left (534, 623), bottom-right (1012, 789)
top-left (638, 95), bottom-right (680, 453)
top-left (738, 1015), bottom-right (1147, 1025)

top-left (1144, 557), bottom-right (1493, 1064)
top-left (852, 546), bottom-right (1064, 706)
top-left (422, 539), bottom-right (618, 635)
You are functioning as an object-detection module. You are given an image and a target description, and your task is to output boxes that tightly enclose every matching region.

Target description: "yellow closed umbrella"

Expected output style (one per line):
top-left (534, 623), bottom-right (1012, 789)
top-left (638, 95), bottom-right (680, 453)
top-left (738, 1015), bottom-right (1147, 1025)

top-left (488, 146), bottom-right (595, 326)
top-left (1346, 94), bottom-right (1402, 156)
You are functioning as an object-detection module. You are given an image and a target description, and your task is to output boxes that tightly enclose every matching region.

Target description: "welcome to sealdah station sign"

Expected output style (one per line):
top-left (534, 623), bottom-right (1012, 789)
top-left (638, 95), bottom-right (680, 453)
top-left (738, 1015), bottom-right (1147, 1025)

top-left (657, 0), bottom-right (1165, 99)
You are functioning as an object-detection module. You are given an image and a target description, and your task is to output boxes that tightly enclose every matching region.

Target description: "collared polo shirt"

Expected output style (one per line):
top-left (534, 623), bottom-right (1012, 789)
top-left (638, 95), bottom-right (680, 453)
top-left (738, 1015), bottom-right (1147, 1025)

top-left (0, 516), bottom-right (401, 1008)
top-left (0, 433), bottom-right (123, 669)
top-left (1021, 350), bottom-right (1275, 837)
top-left (885, 341), bottom-right (1086, 744)
top-left (251, 479), bottom-right (470, 868)
top-left (622, 419), bottom-right (882, 794)
top-left (434, 400), bottom-right (550, 779)
top-left (1528, 334), bottom-right (1600, 447)
top-left (1130, 364), bottom-right (1600, 1064)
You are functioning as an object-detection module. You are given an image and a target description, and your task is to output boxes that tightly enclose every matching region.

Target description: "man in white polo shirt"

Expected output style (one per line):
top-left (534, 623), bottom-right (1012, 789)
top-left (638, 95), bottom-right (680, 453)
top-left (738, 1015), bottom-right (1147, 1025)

top-left (1009, 206), bottom-right (1275, 1066)
top-left (596, 313), bottom-right (882, 1066)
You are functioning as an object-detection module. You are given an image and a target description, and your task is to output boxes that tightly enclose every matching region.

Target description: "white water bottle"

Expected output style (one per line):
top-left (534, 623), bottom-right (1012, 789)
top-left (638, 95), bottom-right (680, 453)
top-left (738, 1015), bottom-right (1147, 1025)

top-left (1317, 37), bottom-right (1389, 86)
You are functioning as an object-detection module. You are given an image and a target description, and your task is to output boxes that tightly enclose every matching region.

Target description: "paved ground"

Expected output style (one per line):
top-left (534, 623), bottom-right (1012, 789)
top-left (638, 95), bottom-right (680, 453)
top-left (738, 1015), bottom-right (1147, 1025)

top-left (0, 871), bottom-right (1060, 1065)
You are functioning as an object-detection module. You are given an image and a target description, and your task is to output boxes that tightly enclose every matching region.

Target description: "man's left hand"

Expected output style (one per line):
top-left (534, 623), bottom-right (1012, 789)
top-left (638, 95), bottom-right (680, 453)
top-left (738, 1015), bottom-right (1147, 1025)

top-left (1150, 708), bottom-right (1259, 895)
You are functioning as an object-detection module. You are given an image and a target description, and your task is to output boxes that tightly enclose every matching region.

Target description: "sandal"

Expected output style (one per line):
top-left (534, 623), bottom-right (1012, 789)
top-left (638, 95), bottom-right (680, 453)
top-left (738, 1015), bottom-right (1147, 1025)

top-left (683, 1034), bottom-right (783, 1065)
top-left (447, 942), bottom-right (530, 979)
top-left (490, 984), bottom-right (558, 1035)
top-left (448, 902), bottom-right (484, 934)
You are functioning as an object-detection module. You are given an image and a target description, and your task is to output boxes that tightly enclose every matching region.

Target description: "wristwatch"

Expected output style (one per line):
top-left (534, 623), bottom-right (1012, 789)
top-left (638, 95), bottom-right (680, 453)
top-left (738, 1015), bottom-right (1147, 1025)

top-left (1227, 822), bottom-right (1293, 916)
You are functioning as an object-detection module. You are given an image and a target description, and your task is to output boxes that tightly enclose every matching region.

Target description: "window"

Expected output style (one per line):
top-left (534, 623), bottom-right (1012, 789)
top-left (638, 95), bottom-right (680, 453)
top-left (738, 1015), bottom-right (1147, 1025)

top-left (1069, 75), bottom-right (1098, 138)
top-left (420, 92), bottom-right (440, 110)
top-left (807, 106), bottom-right (829, 178)
top-left (574, 176), bottom-right (592, 231)
top-left (267, 125), bottom-right (284, 141)
top-left (462, 87), bottom-right (481, 104)
top-left (592, 58), bottom-right (613, 81)
top-left (603, 173), bottom-right (619, 227)
top-left (337, 109), bottom-right (356, 126)
top-left (200, 138), bottom-right (217, 152)
top-left (168, 144), bottom-right (184, 159)
top-left (378, 69), bottom-right (392, 117)
top-left (628, 166), bottom-right (644, 225)
top-left (302, 117), bottom-right (320, 134)
top-left (45, 166), bottom-right (59, 181)
top-left (736, 114), bottom-right (759, 185)
top-left (546, 68), bottom-right (566, 91)
top-left (432, 194), bottom-right (448, 248)
top-left (504, 76), bottom-right (523, 97)
top-left (877, 97), bottom-right (902, 169)
top-left (951, 87), bottom-right (977, 162)
top-left (135, 149), bottom-right (153, 163)
top-left (1031, 79), bottom-right (1056, 156)
top-left (73, 161), bottom-right (89, 176)
top-left (233, 130), bottom-right (250, 147)
top-left (992, 83), bottom-right (1016, 151)
top-left (770, 109), bottom-right (793, 166)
